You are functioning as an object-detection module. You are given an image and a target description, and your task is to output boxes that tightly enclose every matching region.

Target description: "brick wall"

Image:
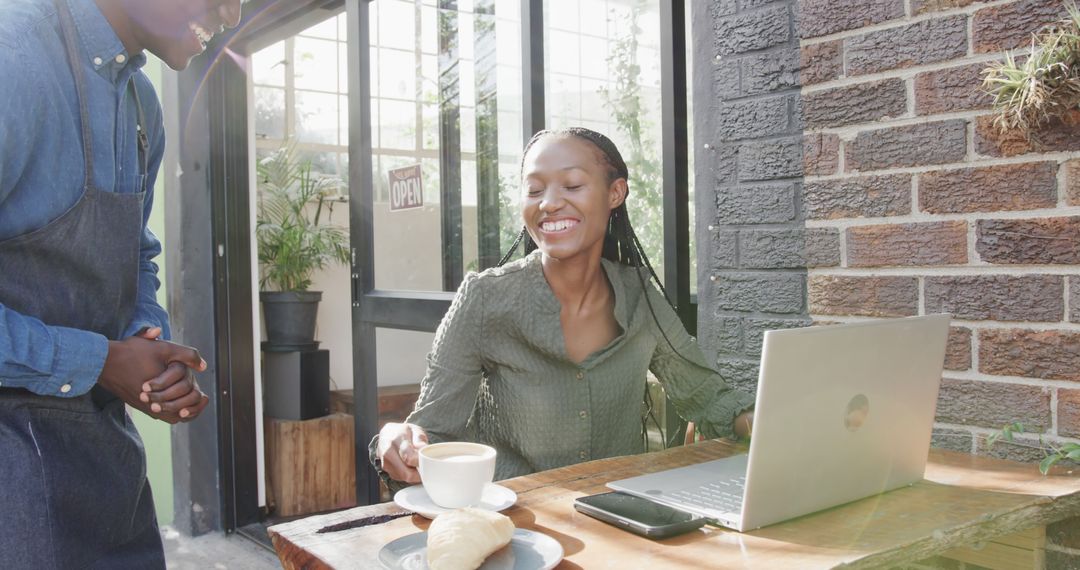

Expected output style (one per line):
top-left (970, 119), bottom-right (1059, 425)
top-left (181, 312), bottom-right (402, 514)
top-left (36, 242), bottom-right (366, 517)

top-left (695, 0), bottom-right (1080, 563)
top-left (692, 0), bottom-right (813, 397)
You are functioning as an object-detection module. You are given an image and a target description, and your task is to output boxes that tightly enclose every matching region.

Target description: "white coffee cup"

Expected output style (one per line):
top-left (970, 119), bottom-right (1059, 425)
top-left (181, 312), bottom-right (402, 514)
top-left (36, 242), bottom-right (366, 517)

top-left (418, 442), bottom-right (497, 509)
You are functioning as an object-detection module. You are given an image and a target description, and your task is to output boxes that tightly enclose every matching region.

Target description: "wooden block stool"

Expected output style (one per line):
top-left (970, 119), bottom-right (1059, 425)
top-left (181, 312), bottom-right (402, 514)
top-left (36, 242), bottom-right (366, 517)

top-left (265, 413), bottom-right (357, 517)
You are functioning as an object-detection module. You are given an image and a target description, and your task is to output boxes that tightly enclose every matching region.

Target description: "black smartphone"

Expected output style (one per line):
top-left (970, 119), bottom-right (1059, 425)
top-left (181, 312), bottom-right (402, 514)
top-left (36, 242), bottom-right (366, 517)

top-left (573, 491), bottom-right (707, 539)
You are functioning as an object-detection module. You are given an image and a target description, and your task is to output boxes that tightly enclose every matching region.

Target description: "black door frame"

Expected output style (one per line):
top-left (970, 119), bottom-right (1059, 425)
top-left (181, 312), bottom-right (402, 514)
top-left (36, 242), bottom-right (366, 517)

top-left (175, 0), bottom-right (693, 528)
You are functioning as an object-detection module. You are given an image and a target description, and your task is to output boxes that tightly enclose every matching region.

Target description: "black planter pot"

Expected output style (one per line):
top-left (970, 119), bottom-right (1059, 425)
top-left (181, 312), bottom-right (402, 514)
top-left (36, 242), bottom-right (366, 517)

top-left (260, 291), bottom-right (322, 349)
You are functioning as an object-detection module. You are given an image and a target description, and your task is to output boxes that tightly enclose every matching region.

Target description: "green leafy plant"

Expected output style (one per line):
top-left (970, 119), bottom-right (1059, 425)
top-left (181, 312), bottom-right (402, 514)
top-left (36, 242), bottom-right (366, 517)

top-left (982, 1), bottom-right (1080, 135)
top-left (256, 144), bottom-right (350, 292)
top-left (987, 422), bottom-right (1080, 474)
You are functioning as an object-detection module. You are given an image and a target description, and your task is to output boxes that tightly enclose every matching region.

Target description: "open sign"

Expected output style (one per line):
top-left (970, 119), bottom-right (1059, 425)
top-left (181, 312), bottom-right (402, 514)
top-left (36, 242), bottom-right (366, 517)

top-left (388, 164), bottom-right (423, 211)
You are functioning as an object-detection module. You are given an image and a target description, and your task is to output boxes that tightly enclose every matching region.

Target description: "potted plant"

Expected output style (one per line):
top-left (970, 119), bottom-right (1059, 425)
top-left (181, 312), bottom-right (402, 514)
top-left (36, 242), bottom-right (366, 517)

top-left (256, 143), bottom-right (350, 349)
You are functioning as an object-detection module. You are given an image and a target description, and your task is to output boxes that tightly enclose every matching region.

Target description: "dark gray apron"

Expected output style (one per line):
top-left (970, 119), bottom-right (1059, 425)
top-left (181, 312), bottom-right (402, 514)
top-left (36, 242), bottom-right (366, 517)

top-left (0, 0), bottom-right (164, 567)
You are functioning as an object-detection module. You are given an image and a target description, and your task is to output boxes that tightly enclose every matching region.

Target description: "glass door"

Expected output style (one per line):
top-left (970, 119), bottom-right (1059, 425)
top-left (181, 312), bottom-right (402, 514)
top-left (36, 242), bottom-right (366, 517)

top-left (347, 0), bottom-right (527, 503)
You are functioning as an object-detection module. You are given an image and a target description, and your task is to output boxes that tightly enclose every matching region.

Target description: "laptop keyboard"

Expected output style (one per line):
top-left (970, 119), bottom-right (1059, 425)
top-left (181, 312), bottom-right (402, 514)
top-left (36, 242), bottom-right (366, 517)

top-left (668, 476), bottom-right (746, 513)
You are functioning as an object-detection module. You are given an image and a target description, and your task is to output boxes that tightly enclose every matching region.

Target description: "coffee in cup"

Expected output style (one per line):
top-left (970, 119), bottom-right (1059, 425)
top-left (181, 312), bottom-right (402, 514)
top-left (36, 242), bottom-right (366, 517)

top-left (418, 442), bottom-right (497, 509)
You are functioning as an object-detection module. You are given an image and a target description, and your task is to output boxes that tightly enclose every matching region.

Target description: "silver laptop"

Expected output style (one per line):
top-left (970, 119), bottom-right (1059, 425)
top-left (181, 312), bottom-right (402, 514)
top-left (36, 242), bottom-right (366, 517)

top-left (608, 314), bottom-right (951, 531)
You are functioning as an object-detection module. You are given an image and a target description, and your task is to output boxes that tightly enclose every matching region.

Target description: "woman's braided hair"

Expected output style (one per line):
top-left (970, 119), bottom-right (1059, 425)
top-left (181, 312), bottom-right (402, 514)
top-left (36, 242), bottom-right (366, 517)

top-left (499, 127), bottom-right (694, 448)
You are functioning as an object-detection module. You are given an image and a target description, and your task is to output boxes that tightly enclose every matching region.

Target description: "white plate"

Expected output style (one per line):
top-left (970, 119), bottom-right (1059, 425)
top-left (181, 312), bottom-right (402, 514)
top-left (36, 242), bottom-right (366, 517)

top-left (378, 528), bottom-right (564, 570)
top-left (394, 483), bottom-right (517, 519)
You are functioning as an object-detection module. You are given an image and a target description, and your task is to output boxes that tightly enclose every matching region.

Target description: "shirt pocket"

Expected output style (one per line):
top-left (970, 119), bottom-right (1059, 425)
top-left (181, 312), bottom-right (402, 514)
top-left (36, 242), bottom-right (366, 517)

top-left (118, 171), bottom-right (148, 195)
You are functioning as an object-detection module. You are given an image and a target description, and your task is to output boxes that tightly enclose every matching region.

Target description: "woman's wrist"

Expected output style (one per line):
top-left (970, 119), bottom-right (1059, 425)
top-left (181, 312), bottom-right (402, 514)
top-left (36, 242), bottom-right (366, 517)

top-left (733, 410), bottom-right (754, 440)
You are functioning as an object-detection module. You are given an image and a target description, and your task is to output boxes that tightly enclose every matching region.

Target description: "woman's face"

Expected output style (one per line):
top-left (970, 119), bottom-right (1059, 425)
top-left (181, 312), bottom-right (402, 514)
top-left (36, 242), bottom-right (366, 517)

top-left (520, 136), bottom-right (627, 262)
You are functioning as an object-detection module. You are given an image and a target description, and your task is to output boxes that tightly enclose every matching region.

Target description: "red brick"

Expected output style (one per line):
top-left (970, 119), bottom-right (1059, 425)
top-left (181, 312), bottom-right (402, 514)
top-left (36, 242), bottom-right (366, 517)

top-left (846, 221), bottom-right (968, 267)
top-left (803, 133), bottom-right (839, 176)
top-left (944, 326), bottom-right (972, 371)
top-left (914, 61), bottom-right (996, 115)
top-left (1067, 159), bottom-right (1080, 206)
top-left (803, 79), bottom-right (908, 129)
top-left (846, 15), bottom-right (967, 76)
top-left (808, 275), bottom-right (918, 317)
top-left (976, 433), bottom-right (1054, 464)
top-left (932, 428), bottom-right (973, 454)
top-left (979, 329), bottom-right (1080, 381)
top-left (976, 217), bottom-right (1080, 265)
top-left (936, 378), bottom-right (1051, 430)
top-left (805, 174), bottom-right (911, 220)
top-left (800, 40), bottom-right (842, 86)
top-left (975, 110), bottom-right (1080, 157)
top-left (911, 0), bottom-right (974, 14)
top-left (847, 120), bottom-right (967, 172)
top-left (1058, 389), bottom-right (1080, 439)
top-left (1072, 276), bottom-right (1080, 324)
top-left (798, 0), bottom-right (905, 38)
top-left (973, 0), bottom-right (1073, 53)
top-left (918, 162), bottom-right (1059, 214)
top-left (924, 275), bottom-right (1065, 322)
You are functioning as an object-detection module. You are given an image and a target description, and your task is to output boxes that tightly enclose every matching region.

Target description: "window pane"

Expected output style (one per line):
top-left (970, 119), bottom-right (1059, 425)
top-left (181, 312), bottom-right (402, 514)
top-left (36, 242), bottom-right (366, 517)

top-left (379, 99), bottom-right (417, 151)
top-left (295, 90), bottom-right (339, 145)
top-left (373, 155), bottom-right (444, 291)
top-left (301, 16), bottom-right (338, 40)
top-left (252, 41), bottom-right (286, 87)
top-left (379, 0), bottom-right (417, 51)
top-left (294, 37), bottom-right (339, 93)
top-left (686, 6), bottom-right (696, 296)
top-left (376, 328), bottom-right (435, 387)
top-left (370, 0), bottom-right (524, 290)
top-left (253, 86), bottom-right (285, 140)
top-left (379, 48), bottom-right (417, 99)
top-left (544, 0), bottom-right (665, 280)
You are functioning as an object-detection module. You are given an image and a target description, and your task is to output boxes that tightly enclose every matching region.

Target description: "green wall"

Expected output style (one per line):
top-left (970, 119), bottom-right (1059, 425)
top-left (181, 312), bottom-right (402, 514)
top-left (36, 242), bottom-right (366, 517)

top-left (131, 56), bottom-right (175, 527)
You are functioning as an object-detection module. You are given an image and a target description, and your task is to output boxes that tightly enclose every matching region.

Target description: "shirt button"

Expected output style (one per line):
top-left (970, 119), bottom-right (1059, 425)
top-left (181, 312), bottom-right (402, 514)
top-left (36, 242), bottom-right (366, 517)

top-left (579, 410), bottom-right (587, 419)
top-left (576, 371), bottom-right (584, 380)
top-left (59, 384), bottom-right (72, 394)
top-left (92, 56), bottom-right (103, 66)
top-left (115, 54), bottom-right (127, 64)
top-left (579, 451), bottom-right (588, 460)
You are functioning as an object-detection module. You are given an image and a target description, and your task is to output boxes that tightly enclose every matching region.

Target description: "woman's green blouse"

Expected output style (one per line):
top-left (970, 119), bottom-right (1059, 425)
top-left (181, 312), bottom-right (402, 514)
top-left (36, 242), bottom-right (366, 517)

top-left (370, 251), bottom-right (755, 483)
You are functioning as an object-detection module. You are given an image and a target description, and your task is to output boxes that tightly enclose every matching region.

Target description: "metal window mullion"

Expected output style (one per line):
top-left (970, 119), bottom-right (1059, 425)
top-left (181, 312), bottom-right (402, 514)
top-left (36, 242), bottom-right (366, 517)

top-left (660, 0), bottom-right (690, 329)
top-left (439, 0), bottom-right (464, 291)
top-left (475, 0), bottom-right (500, 269)
top-left (284, 36), bottom-right (296, 141)
top-left (520, 0), bottom-right (544, 145)
top-left (660, 0), bottom-right (692, 447)
top-left (415, 0), bottom-right (425, 155)
top-left (345, 0), bottom-right (380, 506)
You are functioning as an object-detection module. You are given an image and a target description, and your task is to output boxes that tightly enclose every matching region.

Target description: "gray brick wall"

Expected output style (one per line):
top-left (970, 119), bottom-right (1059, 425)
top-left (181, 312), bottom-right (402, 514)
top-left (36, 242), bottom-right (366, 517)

top-left (692, 0), bottom-right (810, 392)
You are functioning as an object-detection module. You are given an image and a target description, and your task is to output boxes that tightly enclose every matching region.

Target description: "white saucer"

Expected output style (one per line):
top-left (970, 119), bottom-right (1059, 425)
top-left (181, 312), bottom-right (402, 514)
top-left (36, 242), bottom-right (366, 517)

top-left (378, 528), bottom-right (563, 570)
top-left (394, 483), bottom-right (517, 519)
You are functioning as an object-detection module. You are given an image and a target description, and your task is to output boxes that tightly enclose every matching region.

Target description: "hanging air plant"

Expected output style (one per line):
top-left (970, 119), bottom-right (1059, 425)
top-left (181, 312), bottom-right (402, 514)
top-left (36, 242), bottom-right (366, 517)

top-left (982, 1), bottom-right (1080, 135)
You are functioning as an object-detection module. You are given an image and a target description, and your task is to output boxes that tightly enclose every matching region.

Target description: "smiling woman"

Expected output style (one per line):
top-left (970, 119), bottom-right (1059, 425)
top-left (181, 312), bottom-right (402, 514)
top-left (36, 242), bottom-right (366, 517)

top-left (372, 127), bottom-right (754, 489)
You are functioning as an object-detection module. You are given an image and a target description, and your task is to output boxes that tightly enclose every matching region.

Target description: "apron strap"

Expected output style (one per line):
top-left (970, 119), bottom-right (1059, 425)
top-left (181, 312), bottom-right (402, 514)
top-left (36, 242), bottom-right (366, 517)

top-left (52, 0), bottom-right (95, 190)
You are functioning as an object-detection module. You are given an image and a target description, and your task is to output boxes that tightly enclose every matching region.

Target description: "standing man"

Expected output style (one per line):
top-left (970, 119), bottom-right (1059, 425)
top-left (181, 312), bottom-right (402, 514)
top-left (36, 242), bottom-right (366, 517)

top-left (0, 0), bottom-right (241, 568)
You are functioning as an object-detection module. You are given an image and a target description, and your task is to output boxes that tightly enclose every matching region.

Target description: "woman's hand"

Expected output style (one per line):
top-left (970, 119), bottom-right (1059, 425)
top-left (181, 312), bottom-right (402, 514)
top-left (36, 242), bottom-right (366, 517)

top-left (377, 422), bottom-right (429, 483)
top-left (734, 410), bottom-right (754, 440)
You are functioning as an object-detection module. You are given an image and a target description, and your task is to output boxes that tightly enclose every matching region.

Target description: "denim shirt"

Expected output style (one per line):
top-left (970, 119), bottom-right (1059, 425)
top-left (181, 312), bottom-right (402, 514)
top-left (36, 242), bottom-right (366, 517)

top-left (0, 0), bottom-right (168, 396)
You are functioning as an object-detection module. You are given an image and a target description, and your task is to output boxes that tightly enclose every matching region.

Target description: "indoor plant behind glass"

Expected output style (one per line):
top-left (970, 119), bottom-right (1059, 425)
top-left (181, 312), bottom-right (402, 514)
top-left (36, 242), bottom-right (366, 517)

top-left (256, 143), bottom-right (349, 349)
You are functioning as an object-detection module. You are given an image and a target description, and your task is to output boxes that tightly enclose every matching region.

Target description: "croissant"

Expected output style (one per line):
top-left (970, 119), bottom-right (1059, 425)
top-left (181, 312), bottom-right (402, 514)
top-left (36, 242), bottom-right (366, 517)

top-left (426, 507), bottom-right (515, 570)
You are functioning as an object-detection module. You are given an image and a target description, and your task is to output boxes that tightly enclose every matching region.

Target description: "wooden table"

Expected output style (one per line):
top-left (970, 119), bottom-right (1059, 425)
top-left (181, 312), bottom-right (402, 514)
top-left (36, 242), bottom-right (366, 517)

top-left (269, 440), bottom-right (1080, 569)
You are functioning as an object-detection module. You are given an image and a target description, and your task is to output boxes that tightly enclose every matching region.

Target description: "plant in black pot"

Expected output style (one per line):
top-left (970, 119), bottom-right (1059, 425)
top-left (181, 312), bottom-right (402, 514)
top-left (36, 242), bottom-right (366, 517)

top-left (256, 144), bottom-right (349, 351)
